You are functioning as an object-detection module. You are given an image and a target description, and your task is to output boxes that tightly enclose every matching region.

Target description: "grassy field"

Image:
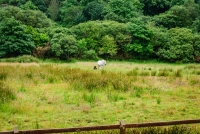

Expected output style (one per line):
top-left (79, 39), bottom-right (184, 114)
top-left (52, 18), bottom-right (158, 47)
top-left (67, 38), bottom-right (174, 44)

top-left (0, 61), bottom-right (200, 132)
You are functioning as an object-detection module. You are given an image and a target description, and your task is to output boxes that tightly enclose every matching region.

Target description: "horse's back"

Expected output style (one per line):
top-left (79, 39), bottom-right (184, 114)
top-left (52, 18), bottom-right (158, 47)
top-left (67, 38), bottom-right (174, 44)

top-left (97, 60), bottom-right (106, 67)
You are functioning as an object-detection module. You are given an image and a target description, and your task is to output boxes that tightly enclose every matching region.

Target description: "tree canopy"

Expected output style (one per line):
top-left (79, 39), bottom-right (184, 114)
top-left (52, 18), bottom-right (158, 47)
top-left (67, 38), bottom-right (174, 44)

top-left (0, 0), bottom-right (200, 62)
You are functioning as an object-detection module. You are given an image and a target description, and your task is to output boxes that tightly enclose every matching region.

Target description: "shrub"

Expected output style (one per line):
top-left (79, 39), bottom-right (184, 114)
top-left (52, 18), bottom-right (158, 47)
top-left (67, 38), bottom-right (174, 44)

top-left (82, 50), bottom-right (98, 60)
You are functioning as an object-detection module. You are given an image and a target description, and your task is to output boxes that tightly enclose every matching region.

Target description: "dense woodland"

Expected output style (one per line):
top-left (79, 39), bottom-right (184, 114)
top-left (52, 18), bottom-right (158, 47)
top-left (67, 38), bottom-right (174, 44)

top-left (0, 0), bottom-right (200, 63)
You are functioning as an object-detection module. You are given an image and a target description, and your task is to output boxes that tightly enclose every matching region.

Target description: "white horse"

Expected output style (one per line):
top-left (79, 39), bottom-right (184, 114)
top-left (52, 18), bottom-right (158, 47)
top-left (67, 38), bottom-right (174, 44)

top-left (97, 60), bottom-right (106, 69)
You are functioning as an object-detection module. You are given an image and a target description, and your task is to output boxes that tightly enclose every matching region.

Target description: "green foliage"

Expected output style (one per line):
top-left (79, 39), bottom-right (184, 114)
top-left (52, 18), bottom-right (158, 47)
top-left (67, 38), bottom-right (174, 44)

top-left (154, 0), bottom-right (199, 29)
top-left (18, 0), bottom-right (48, 13)
top-left (51, 34), bottom-right (78, 60)
top-left (0, 6), bottom-right (52, 28)
top-left (0, 18), bottom-right (35, 58)
top-left (77, 39), bottom-right (98, 60)
top-left (71, 21), bottom-right (131, 58)
top-left (60, 6), bottom-right (85, 27)
top-left (60, 0), bottom-right (78, 8)
top-left (170, 0), bottom-right (185, 7)
top-left (83, 1), bottom-right (104, 20)
top-left (0, 0), bottom-right (200, 62)
top-left (193, 34), bottom-right (200, 62)
top-left (18, 9), bottom-right (52, 28)
top-left (82, 92), bottom-right (96, 104)
top-left (125, 21), bottom-right (153, 59)
top-left (20, 0), bottom-right (38, 10)
top-left (140, 0), bottom-right (170, 15)
top-left (59, 0), bottom-right (85, 26)
top-left (77, 39), bottom-right (87, 57)
top-left (48, 0), bottom-right (60, 21)
top-left (25, 26), bottom-right (49, 46)
top-left (104, 0), bottom-right (143, 22)
top-left (99, 35), bottom-right (117, 58)
top-left (82, 50), bottom-right (98, 60)
top-left (47, 27), bottom-right (74, 38)
top-left (156, 28), bottom-right (197, 63)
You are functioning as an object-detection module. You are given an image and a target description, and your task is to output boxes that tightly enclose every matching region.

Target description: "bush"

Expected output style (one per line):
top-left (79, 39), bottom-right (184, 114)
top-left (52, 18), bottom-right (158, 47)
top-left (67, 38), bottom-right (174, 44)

top-left (82, 50), bottom-right (98, 60)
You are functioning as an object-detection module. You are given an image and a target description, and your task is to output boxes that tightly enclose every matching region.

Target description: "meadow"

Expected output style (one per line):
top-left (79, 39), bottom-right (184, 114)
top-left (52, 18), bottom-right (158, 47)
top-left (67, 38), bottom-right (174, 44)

top-left (0, 61), bottom-right (200, 132)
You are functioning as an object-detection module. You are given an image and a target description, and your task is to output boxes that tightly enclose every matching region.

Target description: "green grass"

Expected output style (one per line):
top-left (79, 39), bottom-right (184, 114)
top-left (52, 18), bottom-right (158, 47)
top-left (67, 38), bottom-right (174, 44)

top-left (0, 61), bottom-right (200, 132)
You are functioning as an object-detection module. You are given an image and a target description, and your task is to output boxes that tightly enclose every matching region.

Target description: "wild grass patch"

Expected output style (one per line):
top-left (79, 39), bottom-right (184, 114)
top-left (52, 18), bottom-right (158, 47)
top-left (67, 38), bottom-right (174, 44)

top-left (0, 81), bottom-right (15, 103)
top-left (0, 62), bottom-right (200, 131)
top-left (126, 70), bottom-right (138, 76)
top-left (139, 70), bottom-right (150, 76)
top-left (157, 70), bottom-right (170, 76)
top-left (173, 69), bottom-right (183, 77)
top-left (151, 70), bottom-right (157, 76)
top-left (0, 71), bottom-right (8, 80)
top-left (131, 125), bottom-right (199, 134)
top-left (82, 92), bottom-right (96, 104)
top-left (0, 55), bottom-right (39, 63)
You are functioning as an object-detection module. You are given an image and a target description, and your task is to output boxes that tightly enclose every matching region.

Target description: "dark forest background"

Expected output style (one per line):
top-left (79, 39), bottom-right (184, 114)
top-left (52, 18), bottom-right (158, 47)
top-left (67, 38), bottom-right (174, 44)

top-left (0, 0), bottom-right (200, 63)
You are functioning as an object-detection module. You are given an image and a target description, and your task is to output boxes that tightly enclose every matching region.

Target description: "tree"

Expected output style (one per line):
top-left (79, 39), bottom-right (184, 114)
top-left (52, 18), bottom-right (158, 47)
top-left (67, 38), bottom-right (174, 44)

top-left (154, 0), bottom-right (199, 29)
top-left (83, 1), bottom-right (104, 20)
top-left (0, 6), bottom-right (21, 22)
top-left (20, 0), bottom-right (38, 10)
top-left (124, 22), bottom-right (153, 59)
top-left (25, 26), bottom-right (49, 47)
top-left (99, 35), bottom-right (117, 58)
top-left (170, 0), bottom-right (185, 7)
top-left (71, 20), bottom-right (132, 58)
top-left (59, 0), bottom-right (85, 26)
top-left (0, 18), bottom-right (35, 58)
top-left (80, 0), bottom-right (94, 6)
top-left (0, 6), bottom-right (52, 28)
top-left (51, 33), bottom-right (78, 59)
top-left (156, 28), bottom-right (195, 62)
top-left (193, 34), bottom-right (200, 62)
top-left (17, 9), bottom-right (52, 28)
top-left (140, 0), bottom-right (171, 15)
top-left (48, 0), bottom-right (60, 21)
top-left (104, 0), bottom-right (143, 22)
top-left (61, 6), bottom-right (85, 27)
top-left (18, 0), bottom-right (48, 13)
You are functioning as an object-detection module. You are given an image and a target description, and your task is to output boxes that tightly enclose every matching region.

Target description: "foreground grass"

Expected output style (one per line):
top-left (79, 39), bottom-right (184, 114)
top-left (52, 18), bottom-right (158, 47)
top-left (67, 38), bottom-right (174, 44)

top-left (0, 61), bottom-right (200, 132)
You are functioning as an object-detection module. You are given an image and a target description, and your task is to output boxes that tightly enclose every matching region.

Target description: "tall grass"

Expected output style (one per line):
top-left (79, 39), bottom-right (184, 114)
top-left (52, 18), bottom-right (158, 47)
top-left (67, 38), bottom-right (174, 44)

top-left (131, 125), bottom-right (199, 134)
top-left (0, 81), bottom-right (15, 103)
top-left (82, 92), bottom-right (96, 104)
top-left (0, 62), bottom-right (200, 131)
top-left (0, 55), bottom-right (39, 63)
